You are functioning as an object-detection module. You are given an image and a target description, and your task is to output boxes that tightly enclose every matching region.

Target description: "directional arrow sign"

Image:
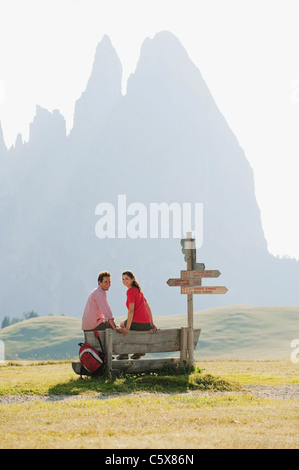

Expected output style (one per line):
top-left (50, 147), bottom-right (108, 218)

top-left (167, 278), bottom-right (203, 287)
top-left (181, 286), bottom-right (228, 295)
top-left (181, 270), bottom-right (221, 279)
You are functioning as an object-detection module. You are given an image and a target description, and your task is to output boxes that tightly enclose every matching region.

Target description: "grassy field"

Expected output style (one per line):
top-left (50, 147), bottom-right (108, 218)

top-left (0, 305), bottom-right (298, 360)
top-left (0, 359), bottom-right (298, 449)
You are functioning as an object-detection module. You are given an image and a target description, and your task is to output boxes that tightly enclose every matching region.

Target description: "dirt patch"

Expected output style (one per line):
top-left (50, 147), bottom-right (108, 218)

top-left (0, 385), bottom-right (299, 405)
top-left (244, 385), bottom-right (299, 400)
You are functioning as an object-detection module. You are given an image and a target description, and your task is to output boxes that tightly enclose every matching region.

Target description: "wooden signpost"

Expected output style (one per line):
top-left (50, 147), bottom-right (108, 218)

top-left (180, 270), bottom-right (221, 279)
top-left (167, 278), bottom-right (203, 287)
top-left (181, 286), bottom-right (228, 295)
top-left (167, 232), bottom-right (228, 367)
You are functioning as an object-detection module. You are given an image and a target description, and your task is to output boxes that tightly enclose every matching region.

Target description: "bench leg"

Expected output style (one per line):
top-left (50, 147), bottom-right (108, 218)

top-left (180, 327), bottom-right (188, 368)
top-left (105, 329), bottom-right (113, 373)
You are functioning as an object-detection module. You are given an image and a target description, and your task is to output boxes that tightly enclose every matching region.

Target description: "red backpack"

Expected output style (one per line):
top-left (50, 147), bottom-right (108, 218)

top-left (78, 330), bottom-right (107, 377)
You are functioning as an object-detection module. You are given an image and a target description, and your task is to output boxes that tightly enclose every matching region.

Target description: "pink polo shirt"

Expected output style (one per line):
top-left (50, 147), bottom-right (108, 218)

top-left (81, 285), bottom-right (114, 331)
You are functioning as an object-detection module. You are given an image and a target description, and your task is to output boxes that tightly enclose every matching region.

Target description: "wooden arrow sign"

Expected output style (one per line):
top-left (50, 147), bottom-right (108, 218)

top-left (181, 270), bottom-right (221, 279)
top-left (181, 286), bottom-right (228, 295)
top-left (167, 278), bottom-right (203, 287)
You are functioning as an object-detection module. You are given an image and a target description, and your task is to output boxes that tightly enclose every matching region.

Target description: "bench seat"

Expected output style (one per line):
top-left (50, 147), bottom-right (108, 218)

top-left (72, 327), bottom-right (201, 375)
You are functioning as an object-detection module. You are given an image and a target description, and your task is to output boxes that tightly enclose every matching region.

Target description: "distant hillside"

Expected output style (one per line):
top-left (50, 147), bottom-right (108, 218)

top-left (194, 305), bottom-right (299, 360)
top-left (0, 305), bottom-right (297, 360)
top-left (0, 316), bottom-right (83, 361)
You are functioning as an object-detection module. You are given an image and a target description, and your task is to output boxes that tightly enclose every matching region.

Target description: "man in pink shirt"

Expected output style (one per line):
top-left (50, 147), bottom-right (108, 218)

top-left (81, 271), bottom-right (122, 332)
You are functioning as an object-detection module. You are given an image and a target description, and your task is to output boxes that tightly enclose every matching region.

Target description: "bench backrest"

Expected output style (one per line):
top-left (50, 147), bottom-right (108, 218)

top-left (84, 328), bottom-right (201, 355)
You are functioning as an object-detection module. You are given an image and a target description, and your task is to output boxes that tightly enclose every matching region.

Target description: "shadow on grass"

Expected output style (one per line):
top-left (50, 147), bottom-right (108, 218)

top-left (48, 368), bottom-right (243, 397)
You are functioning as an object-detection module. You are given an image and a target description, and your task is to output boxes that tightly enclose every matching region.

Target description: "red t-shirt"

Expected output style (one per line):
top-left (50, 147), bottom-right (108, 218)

top-left (126, 287), bottom-right (151, 323)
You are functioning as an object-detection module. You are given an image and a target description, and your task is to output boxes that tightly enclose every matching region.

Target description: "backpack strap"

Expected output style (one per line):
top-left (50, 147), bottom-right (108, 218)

top-left (94, 330), bottom-right (106, 355)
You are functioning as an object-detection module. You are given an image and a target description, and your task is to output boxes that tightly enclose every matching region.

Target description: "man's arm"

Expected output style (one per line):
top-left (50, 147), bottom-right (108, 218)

top-left (108, 317), bottom-right (123, 333)
top-left (94, 290), bottom-right (122, 332)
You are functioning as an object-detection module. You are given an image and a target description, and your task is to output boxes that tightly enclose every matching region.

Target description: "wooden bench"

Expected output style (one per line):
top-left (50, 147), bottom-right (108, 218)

top-left (72, 327), bottom-right (201, 376)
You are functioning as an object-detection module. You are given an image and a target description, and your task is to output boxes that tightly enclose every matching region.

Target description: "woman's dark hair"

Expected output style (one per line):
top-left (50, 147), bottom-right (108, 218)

top-left (122, 270), bottom-right (142, 292)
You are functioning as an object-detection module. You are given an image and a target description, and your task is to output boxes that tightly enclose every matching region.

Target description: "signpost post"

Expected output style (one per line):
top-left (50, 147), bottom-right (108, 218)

top-left (167, 232), bottom-right (228, 368)
top-left (185, 234), bottom-right (195, 367)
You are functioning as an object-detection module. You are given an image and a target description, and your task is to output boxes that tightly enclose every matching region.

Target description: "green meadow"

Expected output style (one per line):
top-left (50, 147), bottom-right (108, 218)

top-left (0, 306), bottom-right (298, 449)
top-left (0, 359), bottom-right (298, 449)
top-left (0, 305), bottom-right (298, 360)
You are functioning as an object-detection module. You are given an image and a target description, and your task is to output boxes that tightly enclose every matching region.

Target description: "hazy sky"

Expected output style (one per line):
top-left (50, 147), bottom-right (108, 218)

top-left (0, 0), bottom-right (299, 259)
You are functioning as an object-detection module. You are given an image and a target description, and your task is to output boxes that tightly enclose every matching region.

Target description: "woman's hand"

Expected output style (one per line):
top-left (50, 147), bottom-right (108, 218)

top-left (121, 327), bottom-right (129, 337)
top-left (151, 324), bottom-right (160, 332)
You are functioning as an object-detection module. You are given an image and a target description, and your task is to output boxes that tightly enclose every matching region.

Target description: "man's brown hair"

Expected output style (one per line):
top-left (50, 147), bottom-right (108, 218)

top-left (98, 271), bottom-right (111, 284)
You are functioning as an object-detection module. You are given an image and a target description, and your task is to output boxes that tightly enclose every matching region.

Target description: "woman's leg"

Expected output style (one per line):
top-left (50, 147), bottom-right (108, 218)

top-left (130, 323), bottom-right (151, 359)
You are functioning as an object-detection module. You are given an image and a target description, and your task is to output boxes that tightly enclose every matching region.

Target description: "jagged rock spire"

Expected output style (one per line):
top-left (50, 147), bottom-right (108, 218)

top-left (28, 105), bottom-right (66, 147)
top-left (71, 35), bottom-right (122, 138)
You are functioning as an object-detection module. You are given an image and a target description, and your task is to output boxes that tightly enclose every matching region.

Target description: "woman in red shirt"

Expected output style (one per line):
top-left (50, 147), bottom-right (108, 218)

top-left (118, 270), bottom-right (158, 359)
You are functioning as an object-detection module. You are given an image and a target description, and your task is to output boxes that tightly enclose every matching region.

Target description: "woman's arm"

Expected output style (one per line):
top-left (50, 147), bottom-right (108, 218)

top-left (145, 301), bottom-right (159, 331)
top-left (122, 303), bottom-right (134, 336)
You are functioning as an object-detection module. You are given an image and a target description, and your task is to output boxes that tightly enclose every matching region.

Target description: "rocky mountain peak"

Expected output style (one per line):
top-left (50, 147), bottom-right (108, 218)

top-left (71, 34), bottom-right (122, 138)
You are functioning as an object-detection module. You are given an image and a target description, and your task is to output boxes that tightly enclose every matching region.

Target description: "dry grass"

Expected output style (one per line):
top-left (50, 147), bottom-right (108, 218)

top-left (0, 394), bottom-right (298, 449)
top-left (0, 359), bottom-right (298, 449)
top-left (198, 359), bottom-right (299, 385)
